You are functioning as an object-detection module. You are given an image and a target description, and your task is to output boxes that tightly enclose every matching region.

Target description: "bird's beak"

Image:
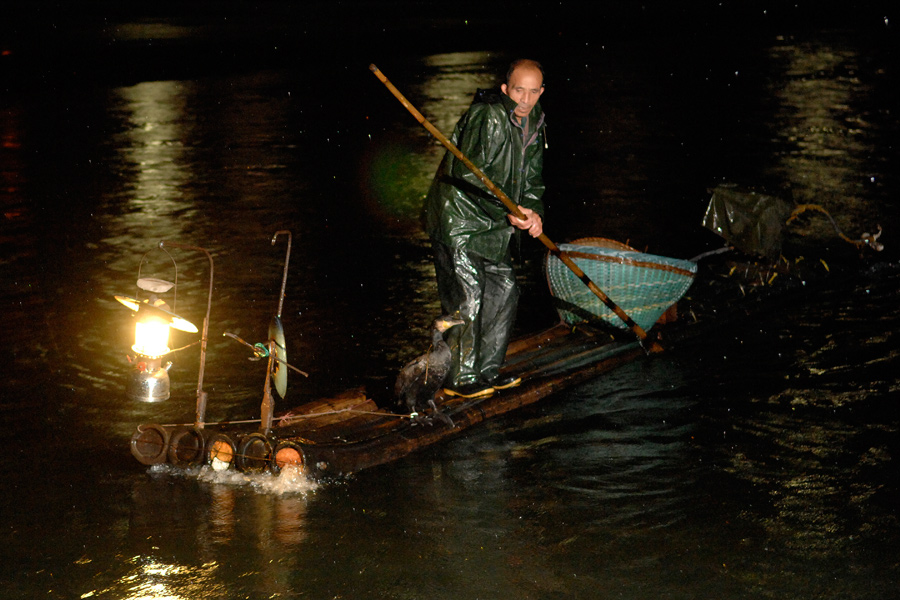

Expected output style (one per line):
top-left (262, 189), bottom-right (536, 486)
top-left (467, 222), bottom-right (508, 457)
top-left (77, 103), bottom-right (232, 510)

top-left (442, 317), bottom-right (465, 331)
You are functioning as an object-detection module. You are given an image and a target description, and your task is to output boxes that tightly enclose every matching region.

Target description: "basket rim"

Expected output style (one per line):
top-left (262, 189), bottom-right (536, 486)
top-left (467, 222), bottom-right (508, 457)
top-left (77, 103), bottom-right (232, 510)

top-left (567, 237), bottom-right (638, 251)
top-left (560, 249), bottom-right (696, 278)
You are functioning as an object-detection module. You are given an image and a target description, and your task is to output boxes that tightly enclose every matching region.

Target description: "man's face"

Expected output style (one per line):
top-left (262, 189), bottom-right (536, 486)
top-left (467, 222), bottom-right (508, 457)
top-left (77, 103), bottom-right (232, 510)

top-left (501, 67), bottom-right (544, 119)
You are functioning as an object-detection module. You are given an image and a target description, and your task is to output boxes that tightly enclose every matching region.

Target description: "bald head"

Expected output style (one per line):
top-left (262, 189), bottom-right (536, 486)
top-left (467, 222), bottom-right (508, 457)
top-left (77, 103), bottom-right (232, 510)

top-left (506, 59), bottom-right (544, 85)
top-left (502, 59), bottom-right (545, 120)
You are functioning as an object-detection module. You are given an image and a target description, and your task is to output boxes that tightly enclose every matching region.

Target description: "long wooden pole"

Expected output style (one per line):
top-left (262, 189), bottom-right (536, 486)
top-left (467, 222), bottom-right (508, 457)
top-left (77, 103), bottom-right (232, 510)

top-left (369, 64), bottom-right (661, 352)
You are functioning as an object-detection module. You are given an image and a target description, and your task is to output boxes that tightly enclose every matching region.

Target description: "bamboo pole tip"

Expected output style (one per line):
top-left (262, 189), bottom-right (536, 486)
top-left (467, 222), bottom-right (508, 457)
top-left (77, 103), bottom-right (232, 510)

top-left (369, 64), bottom-right (379, 72)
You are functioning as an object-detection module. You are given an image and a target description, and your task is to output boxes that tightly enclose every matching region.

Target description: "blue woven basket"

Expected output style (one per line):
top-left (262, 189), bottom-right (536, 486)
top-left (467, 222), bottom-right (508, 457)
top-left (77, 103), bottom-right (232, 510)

top-left (545, 238), bottom-right (697, 331)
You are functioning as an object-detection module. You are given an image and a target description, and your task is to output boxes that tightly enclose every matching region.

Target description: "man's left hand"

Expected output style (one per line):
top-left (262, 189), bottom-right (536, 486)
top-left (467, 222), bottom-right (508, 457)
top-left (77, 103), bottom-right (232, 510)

top-left (508, 206), bottom-right (543, 238)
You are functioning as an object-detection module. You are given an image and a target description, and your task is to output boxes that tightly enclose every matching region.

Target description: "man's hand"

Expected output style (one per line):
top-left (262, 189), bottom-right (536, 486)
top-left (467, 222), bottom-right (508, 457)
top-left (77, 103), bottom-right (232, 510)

top-left (508, 205), bottom-right (543, 238)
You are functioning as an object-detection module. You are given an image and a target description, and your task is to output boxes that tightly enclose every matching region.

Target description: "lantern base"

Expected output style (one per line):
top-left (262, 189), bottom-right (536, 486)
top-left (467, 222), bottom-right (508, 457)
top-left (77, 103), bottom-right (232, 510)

top-left (127, 356), bottom-right (172, 402)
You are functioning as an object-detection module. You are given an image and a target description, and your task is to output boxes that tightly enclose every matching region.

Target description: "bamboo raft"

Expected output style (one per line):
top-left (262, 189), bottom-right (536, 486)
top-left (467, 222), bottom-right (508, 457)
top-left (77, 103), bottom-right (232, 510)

top-left (129, 236), bottom-right (699, 479)
top-left (131, 323), bottom-right (645, 479)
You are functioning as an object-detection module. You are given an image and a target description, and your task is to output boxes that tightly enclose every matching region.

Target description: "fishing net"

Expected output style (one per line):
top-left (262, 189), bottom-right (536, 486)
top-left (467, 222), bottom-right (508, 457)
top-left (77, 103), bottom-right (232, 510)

top-left (702, 185), bottom-right (793, 260)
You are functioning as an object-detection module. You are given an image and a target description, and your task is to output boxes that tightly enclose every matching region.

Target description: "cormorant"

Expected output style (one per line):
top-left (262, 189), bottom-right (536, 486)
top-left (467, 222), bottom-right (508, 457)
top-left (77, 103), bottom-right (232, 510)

top-left (394, 315), bottom-right (464, 426)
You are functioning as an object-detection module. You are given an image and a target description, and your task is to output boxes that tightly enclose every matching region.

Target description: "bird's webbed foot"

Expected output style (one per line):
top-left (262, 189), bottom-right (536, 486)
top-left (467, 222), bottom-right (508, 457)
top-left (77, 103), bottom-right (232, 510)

top-left (427, 399), bottom-right (455, 428)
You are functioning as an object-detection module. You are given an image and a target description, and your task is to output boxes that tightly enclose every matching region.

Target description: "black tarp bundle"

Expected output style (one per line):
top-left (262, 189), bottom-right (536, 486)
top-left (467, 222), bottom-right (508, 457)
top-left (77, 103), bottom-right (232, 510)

top-left (702, 186), bottom-right (793, 260)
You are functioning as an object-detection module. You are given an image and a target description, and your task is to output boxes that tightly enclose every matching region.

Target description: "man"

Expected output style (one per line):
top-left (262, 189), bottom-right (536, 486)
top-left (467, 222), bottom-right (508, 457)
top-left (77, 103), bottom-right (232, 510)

top-left (422, 59), bottom-right (547, 399)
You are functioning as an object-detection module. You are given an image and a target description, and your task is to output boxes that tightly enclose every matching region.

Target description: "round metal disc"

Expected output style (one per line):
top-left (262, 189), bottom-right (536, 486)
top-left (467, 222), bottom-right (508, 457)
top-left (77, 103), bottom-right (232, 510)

top-left (269, 315), bottom-right (287, 398)
top-left (168, 314), bottom-right (199, 334)
top-left (116, 297), bottom-right (199, 334)
top-left (139, 303), bottom-right (199, 334)
top-left (115, 295), bottom-right (141, 311)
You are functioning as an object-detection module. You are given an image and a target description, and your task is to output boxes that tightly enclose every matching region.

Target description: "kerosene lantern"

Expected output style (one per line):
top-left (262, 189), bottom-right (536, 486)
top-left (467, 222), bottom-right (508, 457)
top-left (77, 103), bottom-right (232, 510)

top-left (115, 277), bottom-right (198, 402)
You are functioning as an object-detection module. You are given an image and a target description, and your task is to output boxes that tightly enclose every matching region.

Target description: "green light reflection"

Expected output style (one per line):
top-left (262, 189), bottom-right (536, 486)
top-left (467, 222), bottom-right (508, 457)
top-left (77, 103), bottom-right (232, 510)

top-left (362, 52), bottom-right (500, 228)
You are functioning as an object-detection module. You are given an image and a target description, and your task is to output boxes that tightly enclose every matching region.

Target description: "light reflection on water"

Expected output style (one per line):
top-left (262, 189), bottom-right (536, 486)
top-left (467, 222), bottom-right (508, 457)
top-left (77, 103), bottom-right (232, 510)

top-left (767, 40), bottom-right (879, 237)
top-left (116, 80), bottom-right (193, 209)
top-left (110, 465), bottom-right (317, 599)
top-left (81, 557), bottom-right (226, 600)
top-left (721, 278), bottom-right (900, 565)
top-left (419, 51), bottom-right (501, 140)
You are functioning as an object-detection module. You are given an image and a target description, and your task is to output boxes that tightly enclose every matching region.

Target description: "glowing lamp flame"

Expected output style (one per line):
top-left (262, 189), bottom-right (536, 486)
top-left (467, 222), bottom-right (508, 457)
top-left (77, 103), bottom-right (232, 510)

top-left (133, 316), bottom-right (171, 358)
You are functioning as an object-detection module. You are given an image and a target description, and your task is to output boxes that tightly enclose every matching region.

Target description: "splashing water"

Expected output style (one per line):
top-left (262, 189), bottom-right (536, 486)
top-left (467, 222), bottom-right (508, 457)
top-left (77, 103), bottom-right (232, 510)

top-left (150, 463), bottom-right (318, 495)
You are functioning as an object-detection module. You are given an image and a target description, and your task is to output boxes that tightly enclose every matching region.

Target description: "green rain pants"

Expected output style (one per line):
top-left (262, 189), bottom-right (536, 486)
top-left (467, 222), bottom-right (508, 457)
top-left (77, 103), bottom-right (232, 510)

top-left (433, 241), bottom-right (519, 387)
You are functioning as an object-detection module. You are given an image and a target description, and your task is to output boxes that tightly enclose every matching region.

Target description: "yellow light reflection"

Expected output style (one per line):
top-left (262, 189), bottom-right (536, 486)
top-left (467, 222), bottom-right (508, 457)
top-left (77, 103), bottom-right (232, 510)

top-left (767, 41), bottom-right (870, 235)
top-left (114, 81), bottom-right (196, 240)
top-left (419, 51), bottom-right (501, 152)
top-left (273, 494), bottom-right (309, 546)
top-left (730, 389), bottom-right (867, 561)
top-left (80, 558), bottom-right (224, 600)
top-left (208, 483), bottom-right (236, 544)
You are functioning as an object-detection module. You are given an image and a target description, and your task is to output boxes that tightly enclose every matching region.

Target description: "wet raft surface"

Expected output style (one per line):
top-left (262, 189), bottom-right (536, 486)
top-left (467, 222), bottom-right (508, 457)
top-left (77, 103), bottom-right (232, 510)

top-left (274, 324), bottom-right (644, 478)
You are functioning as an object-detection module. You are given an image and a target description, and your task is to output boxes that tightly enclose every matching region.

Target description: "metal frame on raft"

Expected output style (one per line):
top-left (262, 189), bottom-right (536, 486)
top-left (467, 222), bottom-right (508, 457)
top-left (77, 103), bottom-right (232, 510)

top-left (129, 231), bottom-right (310, 475)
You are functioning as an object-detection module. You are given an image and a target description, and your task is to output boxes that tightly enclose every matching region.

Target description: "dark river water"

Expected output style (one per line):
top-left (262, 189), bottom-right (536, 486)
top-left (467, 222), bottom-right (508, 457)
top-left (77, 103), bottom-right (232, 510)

top-left (2, 3), bottom-right (899, 598)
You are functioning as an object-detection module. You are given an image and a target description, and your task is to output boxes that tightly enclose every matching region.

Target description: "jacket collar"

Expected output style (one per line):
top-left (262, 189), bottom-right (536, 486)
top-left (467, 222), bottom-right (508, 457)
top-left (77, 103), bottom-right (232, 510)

top-left (499, 91), bottom-right (545, 127)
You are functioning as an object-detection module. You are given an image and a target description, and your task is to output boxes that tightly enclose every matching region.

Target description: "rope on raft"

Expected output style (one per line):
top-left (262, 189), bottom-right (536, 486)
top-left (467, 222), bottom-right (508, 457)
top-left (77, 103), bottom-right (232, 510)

top-left (787, 203), bottom-right (884, 252)
top-left (161, 404), bottom-right (415, 429)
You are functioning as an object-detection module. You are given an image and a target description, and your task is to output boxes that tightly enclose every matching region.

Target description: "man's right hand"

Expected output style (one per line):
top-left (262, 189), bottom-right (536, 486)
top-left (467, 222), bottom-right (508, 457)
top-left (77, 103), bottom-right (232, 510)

top-left (508, 206), bottom-right (543, 238)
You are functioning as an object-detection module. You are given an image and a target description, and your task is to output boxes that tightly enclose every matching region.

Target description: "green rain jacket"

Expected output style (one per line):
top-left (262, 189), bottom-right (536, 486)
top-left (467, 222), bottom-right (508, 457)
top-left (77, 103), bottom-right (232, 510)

top-left (423, 89), bottom-right (546, 264)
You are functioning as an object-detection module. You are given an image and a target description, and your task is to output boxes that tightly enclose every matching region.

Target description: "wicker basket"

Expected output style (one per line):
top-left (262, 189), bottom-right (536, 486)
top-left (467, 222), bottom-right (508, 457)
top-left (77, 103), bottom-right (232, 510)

top-left (545, 238), bottom-right (697, 331)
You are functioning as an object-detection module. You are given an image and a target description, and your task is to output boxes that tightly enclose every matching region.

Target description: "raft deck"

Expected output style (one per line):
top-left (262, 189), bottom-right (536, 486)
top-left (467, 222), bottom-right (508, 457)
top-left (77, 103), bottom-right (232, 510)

top-left (271, 323), bottom-right (644, 478)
